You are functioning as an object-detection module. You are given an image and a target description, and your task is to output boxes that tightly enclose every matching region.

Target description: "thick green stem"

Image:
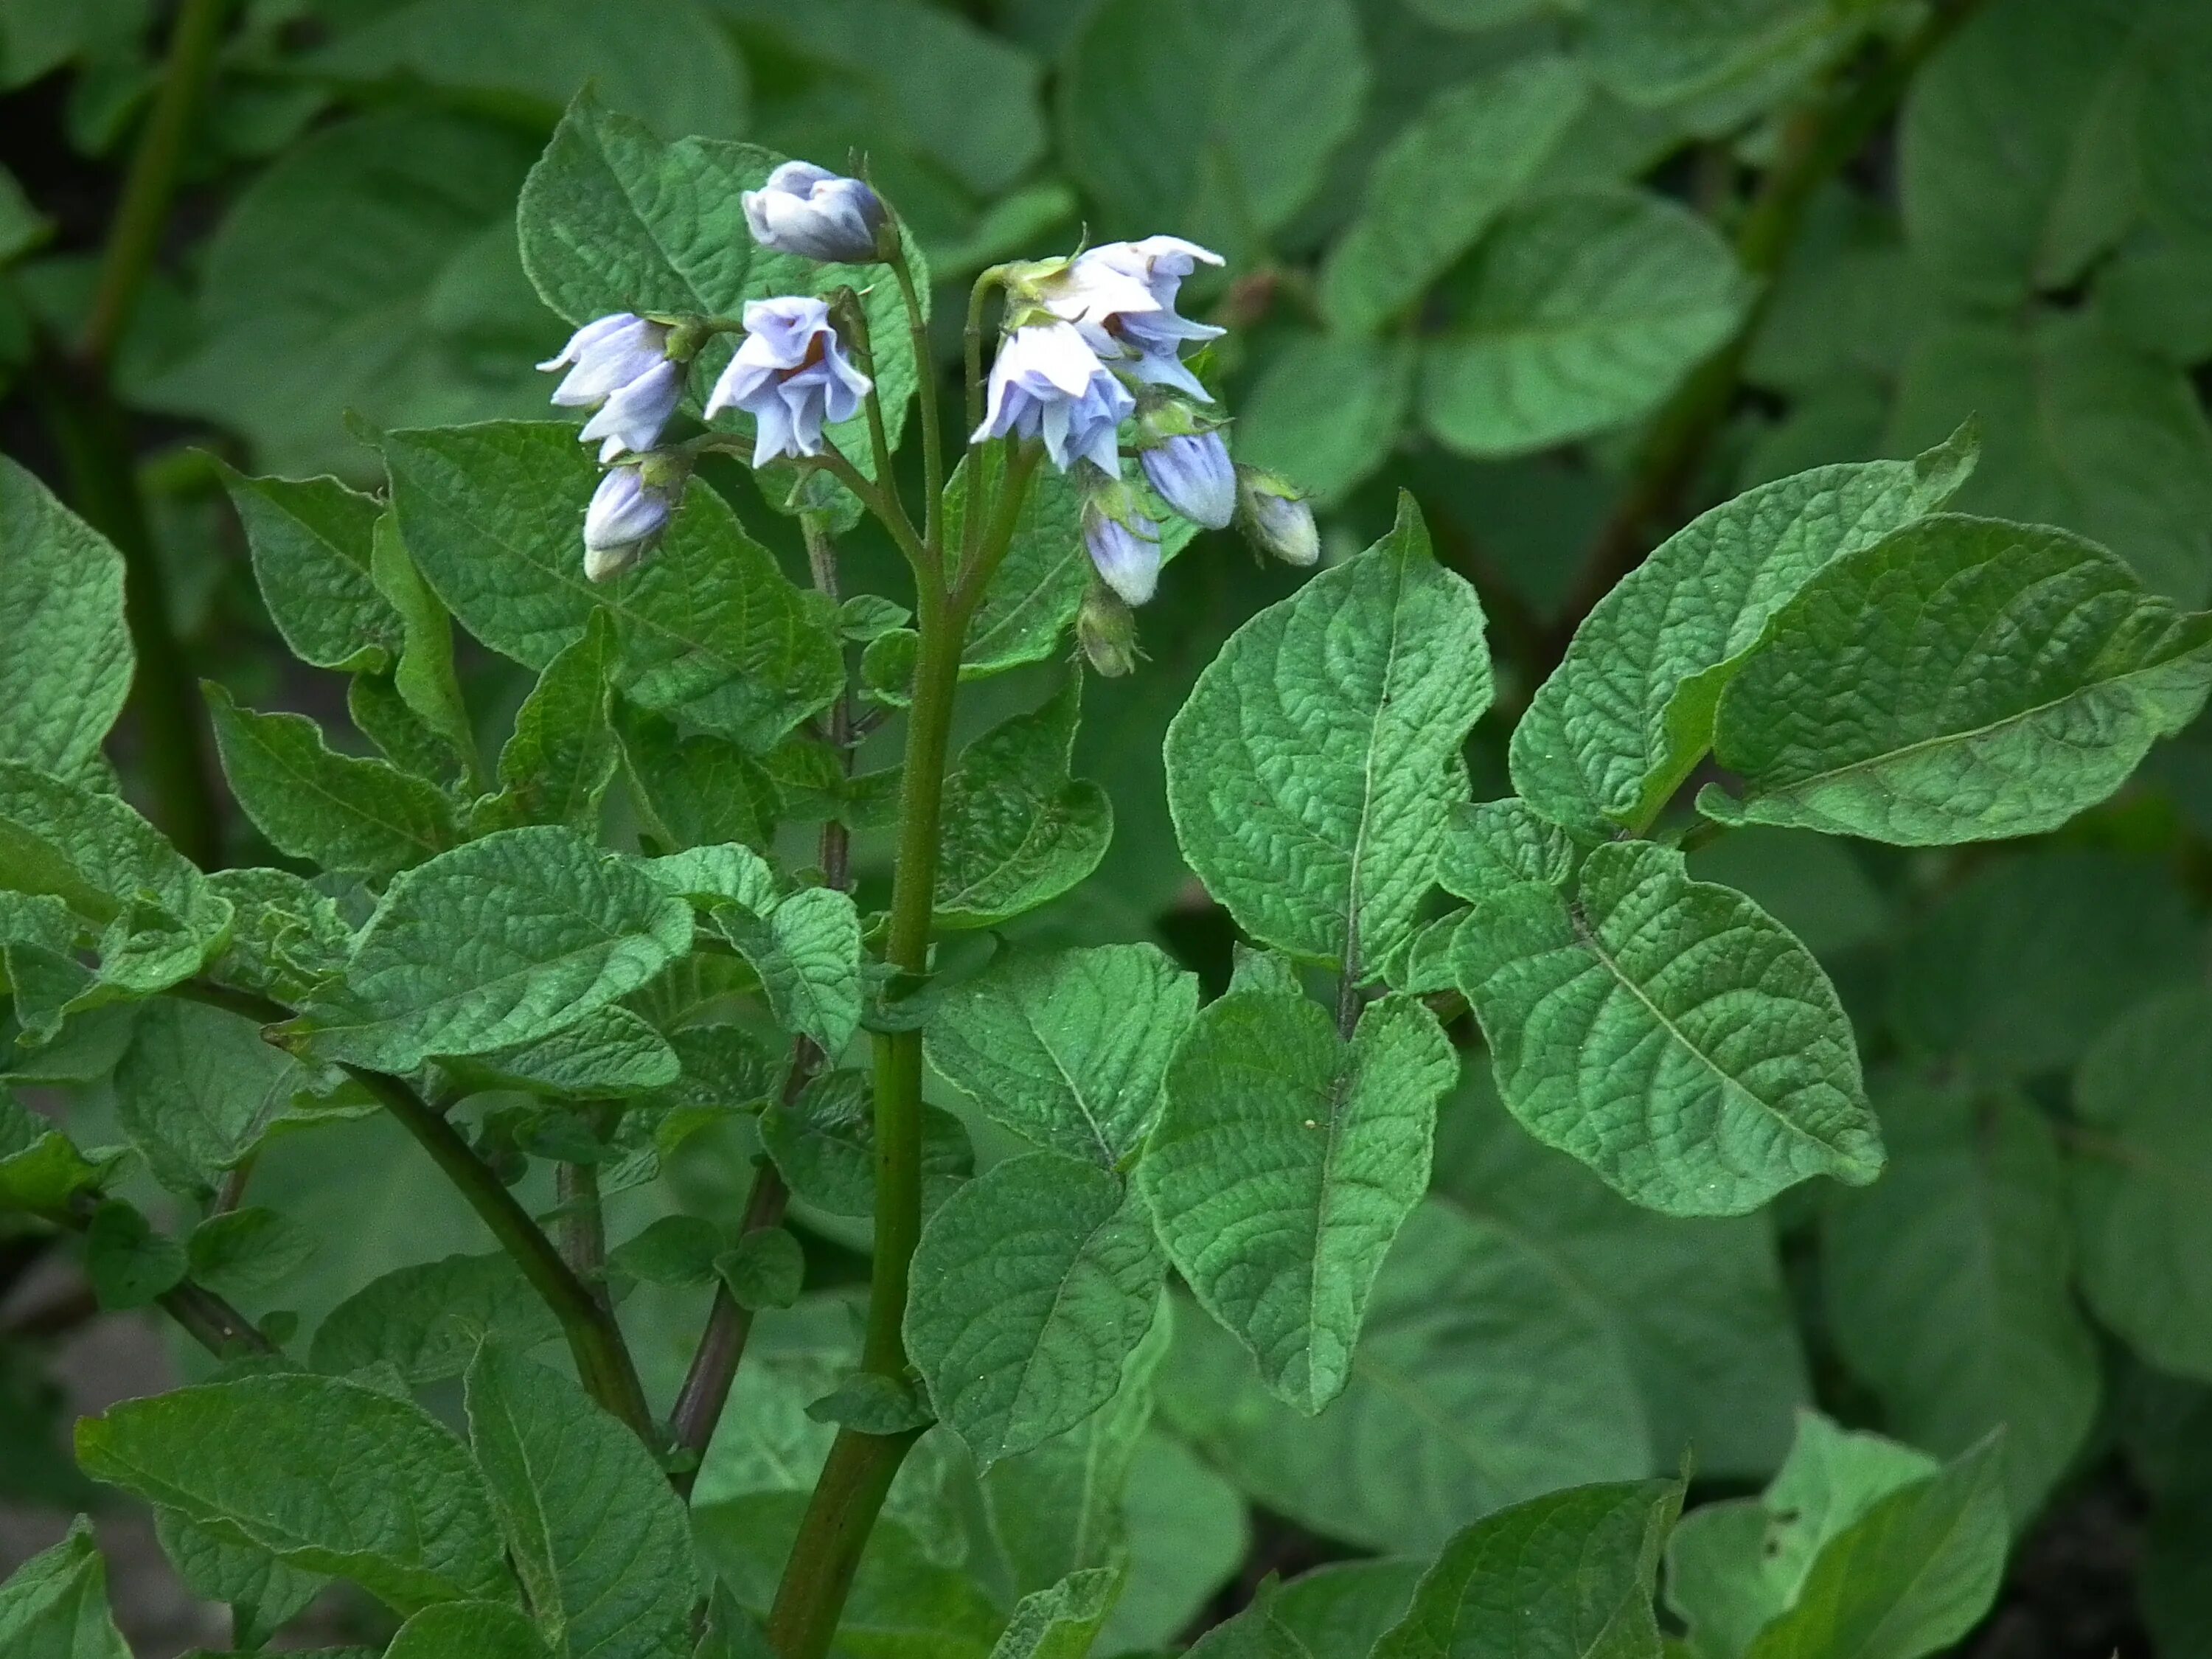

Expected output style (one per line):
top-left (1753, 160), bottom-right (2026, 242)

top-left (1540, 0), bottom-right (1989, 668)
top-left (347, 1066), bottom-right (654, 1441)
top-left (81, 0), bottom-right (233, 366)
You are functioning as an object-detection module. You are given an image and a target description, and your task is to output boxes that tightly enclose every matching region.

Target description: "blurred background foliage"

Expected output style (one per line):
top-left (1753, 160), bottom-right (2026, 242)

top-left (4, 0), bottom-right (2212, 1653)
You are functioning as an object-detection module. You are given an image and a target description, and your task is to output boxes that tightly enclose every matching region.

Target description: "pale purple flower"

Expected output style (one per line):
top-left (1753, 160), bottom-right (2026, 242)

top-left (1141, 431), bottom-right (1235, 529)
top-left (541, 314), bottom-right (682, 460)
top-left (583, 467), bottom-right (672, 581)
top-left (973, 322), bottom-right (1135, 476)
top-left (703, 296), bottom-right (873, 467)
top-left (1082, 491), bottom-right (1164, 606)
top-left (1044, 237), bottom-right (1225, 400)
top-left (742, 161), bottom-right (886, 264)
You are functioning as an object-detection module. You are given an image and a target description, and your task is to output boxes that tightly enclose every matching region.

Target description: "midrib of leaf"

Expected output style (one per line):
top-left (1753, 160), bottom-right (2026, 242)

top-left (1350, 1346), bottom-right (1514, 1490)
top-left (1738, 625), bottom-right (2211, 803)
top-left (1017, 1009), bottom-right (1117, 1166)
top-left (235, 720), bottom-right (449, 857)
top-left (1340, 550), bottom-right (1413, 975)
top-left (1565, 894), bottom-right (1852, 1166)
top-left (999, 1198), bottom-right (1135, 1456)
top-left (1818, 1470), bottom-right (1989, 1659)
top-left (590, 132), bottom-right (727, 316)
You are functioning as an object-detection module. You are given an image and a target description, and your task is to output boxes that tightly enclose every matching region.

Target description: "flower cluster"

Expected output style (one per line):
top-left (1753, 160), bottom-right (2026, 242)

top-left (538, 154), bottom-right (1317, 669)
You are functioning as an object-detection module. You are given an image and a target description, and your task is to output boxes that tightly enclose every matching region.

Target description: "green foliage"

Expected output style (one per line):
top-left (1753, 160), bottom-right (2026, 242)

top-left (0, 459), bottom-right (133, 776)
top-left (0, 1519), bottom-right (131, 1659)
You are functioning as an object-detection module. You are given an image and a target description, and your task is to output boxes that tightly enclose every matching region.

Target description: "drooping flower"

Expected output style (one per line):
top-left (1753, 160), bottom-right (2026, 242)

top-left (742, 161), bottom-right (887, 264)
top-left (973, 322), bottom-right (1135, 476)
top-left (541, 313), bottom-right (685, 461)
top-left (703, 296), bottom-right (873, 467)
top-left (582, 465), bottom-right (673, 581)
top-left (1141, 430), bottom-right (1235, 530)
top-left (1235, 465), bottom-right (1320, 568)
top-left (1080, 476), bottom-right (1164, 605)
top-left (1042, 236), bottom-right (1225, 399)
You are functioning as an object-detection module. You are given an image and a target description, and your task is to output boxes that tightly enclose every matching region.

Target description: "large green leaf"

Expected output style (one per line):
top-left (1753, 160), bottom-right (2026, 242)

top-left (0, 458), bottom-right (131, 775)
top-left (139, 112), bottom-right (553, 477)
top-left (934, 679), bottom-right (1110, 930)
top-left (1321, 56), bottom-right (1590, 334)
top-left (1165, 495), bottom-right (1490, 973)
top-left (1058, 0), bottom-right (1368, 249)
top-left (1823, 1081), bottom-right (2098, 1519)
top-left (925, 943), bottom-right (1198, 1168)
top-left (1702, 515), bottom-right (2212, 843)
top-left (906, 1154), bottom-right (1164, 1465)
top-left (293, 825), bottom-right (695, 1070)
top-left (383, 422), bottom-right (843, 752)
top-left (987, 1569), bottom-right (1121, 1659)
top-left (0, 1517), bottom-right (131, 1659)
top-left (75, 1374), bottom-right (515, 1614)
top-left (1141, 990), bottom-right (1453, 1413)
top-left (2071, 988), bottom-right (2212, 1380)
top-left (1453, 841), bottom-right (1879, 1217)
top-left (713, 884), bottom-right (864, 1056)
top-left (465, 1346), bottom-right (698, 1659)
top-left (475, 610), bottom-right (620, 833)
top-left (1372, 1479), bottom-right (1680, 1659)
top-left (1157, 1202), bottom-right (1651, 1555)
top-left (206, 684), bottom-right (461, 877)
top-left (311, 1252), bottom-right (561, 1385)
top-left (156, 1509), bottom-right (327, 1651)
top-left (218, 464), bottom-right (402, 674)
top-left (1512, 431), bottom-right (1975, 835)
top-left (1420, 189), bottom-right (1750, 459)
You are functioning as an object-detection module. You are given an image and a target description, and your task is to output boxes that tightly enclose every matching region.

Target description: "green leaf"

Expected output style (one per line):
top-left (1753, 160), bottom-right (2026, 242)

top-left (292, 825), bottom-right (695, 1070)
top-left (310, 1252), bottom-right (560, 1385)
top-left (1455, 841), bottom-right (1878, 1215)
top-left (1433, 1078), bottom-right (1810, 1481)
top-left (1059, 0), bottom-right (1368, 249)
top-left (1512, 431), bottom-right (1975, 835)
top-left (609, 1214), bottom-right (723, 1287)
top-left (465, 1346), bottom-right (698, 1659)
top-left (925, 943), bottom-right (1198, 1168)
top-left (717, 1228), bottom-right (803, 1311)
top-left (218, 463), bottom-right (401, 674)
top-left (1581, 0), bottom-right (1876, 122)
top-left (206, 684), bottom-right (461, 877)
top-left (1234, 333), bottom-right (1416, 507)
top-left (383, 422), bottom-right (842, 751)
top-left (476, 609), bottom-right (620, 833)
top-left (0, 761), bottom-right (221, 933)
top-left (758, 1071), bottom-right (971, 1220)
top-left (1737, 1438), bottom-right (2009, 1659)
top-left (1419, 189), bottom-right (1750, 459)
top-left (188, 1207), bottom-right (319, 1301)
top-left (75, 1374), bottom-right (516, 1613)
top-left (1435, 797), bottom-right (1578, 899)
top-left (0, 1095), bottom-right (118, 1218)
top-left (1373, 1478), bottom-right (1681, 1659)
top-left (371, 512), bottom-right (482, 788)
top-left (157, 1507), bottom-right (327, 1651)
top-left (1822, 1081), bottom-right (2097, 1520)
top-left (2071, 987), bottom-right (2212, 1380)
top-left (907, 1153), bottom-right (1164, 1465)
top-left (806, 1372), bottom-right (935, 1435)
top-left (0, 456), bottom-right (132, 773)
top-left (1704, 515), bottom-right (2212, 841)
top-left (989, 1568), bottom-right (1121, 1659)
top-left (1141, 990), bottom-right (1455, 1413)
top-left (1884, 310), bottom-right (2212, 602)
top-left (0, 1517), bottom-right (131, 1659)
top-left (1321, 56), bottom-right (1589, 334)
top-left (1247, 1561), bottom-right (1423, 1659)
top-left (114, 1000), bottom-right (366, 1197)
top-left (1165, 495), bottom-right (1491, 973)
top-left (1666, 1412), bottom-right (1941, 1659)
top-left (1886, 850), bottom-right (2200, 1079)
top-left (714, 885), bottom-right (863, 1056)
top-left (934, 678), bottom-right (1111, 930)
top-left (139, 113), bottom-right (551, 478)
top-left (516, 94), bottom-right (922, 470)
top-left (85, 1200), bottom-right (187, 1310)
top-left (383, 1599), bottom-right (554, 1659)
top-left (1899, 0), bottom-right (2152, 304)
top-left (204, 866), bottom-right (354, 1004)
top-left (614, 704), bottom-right (779, 853)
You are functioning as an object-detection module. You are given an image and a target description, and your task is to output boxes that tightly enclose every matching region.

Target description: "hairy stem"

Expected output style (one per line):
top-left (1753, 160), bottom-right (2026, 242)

top-left (346, 1066), bottom-right (654, 1440)
top-left (81, 0), bottom-right (233, 365)
top-left (1541, 0), bottom-right (1989, 668)
top-left (555, 1151), bottom-right (611, 1312)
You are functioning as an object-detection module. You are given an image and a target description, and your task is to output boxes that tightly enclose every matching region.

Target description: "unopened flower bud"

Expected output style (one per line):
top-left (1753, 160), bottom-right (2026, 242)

top-left (1080, 476), bottom-right (1164, 606)
top-left (1141, 430), bottom-right (1235, 530)
top-left (742, 161), bottom-right (887, 264)
top-left (583, 464), bottom-right (674, 581)
top-left (540, 313), bottom-right (684, 461)
top-left (1235, 465), bottom-right (1319, 568)
top-left (1077, 583), bottom-right (1141, 678)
